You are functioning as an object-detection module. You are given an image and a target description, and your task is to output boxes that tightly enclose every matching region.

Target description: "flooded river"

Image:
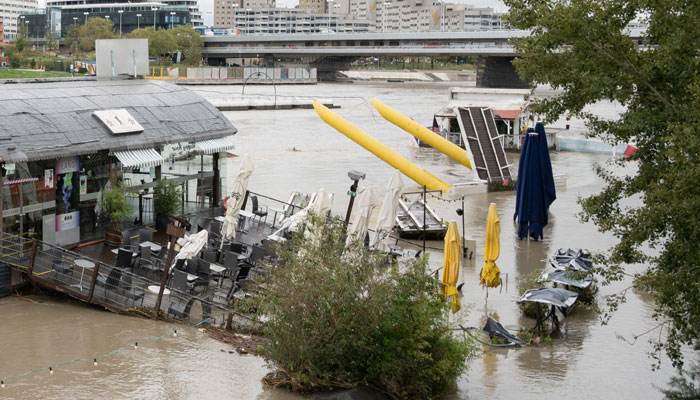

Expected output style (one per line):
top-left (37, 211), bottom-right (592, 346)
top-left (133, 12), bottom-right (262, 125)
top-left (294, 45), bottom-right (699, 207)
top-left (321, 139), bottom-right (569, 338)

top-left (0, 81), bottom-right (673, 399)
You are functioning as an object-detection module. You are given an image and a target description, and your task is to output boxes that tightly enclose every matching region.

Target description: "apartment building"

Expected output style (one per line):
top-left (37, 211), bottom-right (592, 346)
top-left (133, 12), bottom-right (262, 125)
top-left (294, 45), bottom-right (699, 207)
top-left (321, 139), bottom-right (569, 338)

top-left (299, 0), bottom-right (327, 14)
top-left (374, 0), bottom-right (503, 32)
top-left (228, 7), bottom-right (372, 34)
top-left (1, 0), bottom-right (38, 41)
top-left (214, 0), bottom-right (275, 28)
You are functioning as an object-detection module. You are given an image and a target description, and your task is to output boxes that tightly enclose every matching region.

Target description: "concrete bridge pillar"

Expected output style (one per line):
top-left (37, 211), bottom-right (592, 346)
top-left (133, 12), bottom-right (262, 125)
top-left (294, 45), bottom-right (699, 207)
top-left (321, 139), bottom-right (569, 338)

top-left (476, 56), bottom-right (529, 89)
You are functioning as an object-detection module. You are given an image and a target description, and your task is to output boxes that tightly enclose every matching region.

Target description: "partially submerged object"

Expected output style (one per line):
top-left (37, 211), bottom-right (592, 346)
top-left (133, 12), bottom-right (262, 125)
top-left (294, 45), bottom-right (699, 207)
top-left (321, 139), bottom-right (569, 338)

top-left (518, 287), bottom-right (579, 330)
top-left (395, 199), bottom-right (447, 239)
top-left (483, 317), bottom-right (525, 346)
top-left (548, 248), bottom-right (593, 271)
top-left (540, 270), bottom-right (593, 289)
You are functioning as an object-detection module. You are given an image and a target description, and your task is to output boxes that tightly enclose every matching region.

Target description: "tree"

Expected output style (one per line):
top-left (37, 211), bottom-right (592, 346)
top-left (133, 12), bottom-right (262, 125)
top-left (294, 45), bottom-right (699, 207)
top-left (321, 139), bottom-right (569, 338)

top-left (78, 17), bottom-right (117, 52)
top-left (249, 216), bottom-right (475, 399)
top-left (127, 27), bottom-right (177, 61)
top-left (171, 25), bottom-right (203, 65)
top-left (44, 31), bottom-right (58, 53)
top-left (65, 24), bottom-right (81, 56)
top-left (504, 0), bottom-right (700, 370)
top-left (15, 24), bottom-right (28, 54)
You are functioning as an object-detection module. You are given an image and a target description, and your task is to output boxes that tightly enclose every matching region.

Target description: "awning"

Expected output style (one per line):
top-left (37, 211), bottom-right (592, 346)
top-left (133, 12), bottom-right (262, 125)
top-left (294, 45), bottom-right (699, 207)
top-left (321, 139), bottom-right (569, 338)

top-left (494, 109), bottom-right (522, 120)
top-left (114, 148), bottom-right (163, 169)
top-left (194, 137), bottom-right (236, 154)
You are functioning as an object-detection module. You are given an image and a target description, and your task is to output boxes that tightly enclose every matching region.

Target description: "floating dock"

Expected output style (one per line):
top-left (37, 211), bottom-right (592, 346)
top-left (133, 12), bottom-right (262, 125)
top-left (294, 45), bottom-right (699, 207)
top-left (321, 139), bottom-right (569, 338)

top-left (210, 96), bottom-right (337, 111)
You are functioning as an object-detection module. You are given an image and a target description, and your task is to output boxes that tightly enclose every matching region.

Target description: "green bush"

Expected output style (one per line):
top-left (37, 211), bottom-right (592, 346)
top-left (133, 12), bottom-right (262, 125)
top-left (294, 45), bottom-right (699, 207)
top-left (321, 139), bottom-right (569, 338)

top-left (153, 178), bottom-right (181, 216)
top-left (101, 181), bottom-right (132, 229)
top-left (252, 216), bottom-right (476, 399)
top-left (9, 55), bottom-right (20, 69)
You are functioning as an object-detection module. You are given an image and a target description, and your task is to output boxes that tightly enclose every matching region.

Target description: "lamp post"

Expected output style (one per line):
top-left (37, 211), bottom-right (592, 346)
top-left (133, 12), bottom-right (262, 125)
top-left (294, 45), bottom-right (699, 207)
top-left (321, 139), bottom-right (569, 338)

top-left (136, 13), bottom-right (142, 29)
top-left (345, 170), bottom-right (366, 224)
top-left (152, 7), bottom-right (158, 29)
top-left (84, 11), bottom-right (89, 24)
top-left (118, 10), bottom-right (124, 36)
top-left (170, 12), bottom-right (176, 29)
top-left (72, 16), bottom-right (78, 25)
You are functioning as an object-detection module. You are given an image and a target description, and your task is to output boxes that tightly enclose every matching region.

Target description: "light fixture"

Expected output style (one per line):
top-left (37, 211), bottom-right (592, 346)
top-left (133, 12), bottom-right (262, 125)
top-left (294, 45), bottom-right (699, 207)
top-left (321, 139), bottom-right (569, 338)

top-left (173, 329), bottom-right (177, 337)
top-left (93, 358), bottom-right (98, 366)
top-left (1, 380), bottom-right (4, 388)
top-left (49, 367), bottom-right (53, 375)
top-left (134, 342), bottom-right (138, 349)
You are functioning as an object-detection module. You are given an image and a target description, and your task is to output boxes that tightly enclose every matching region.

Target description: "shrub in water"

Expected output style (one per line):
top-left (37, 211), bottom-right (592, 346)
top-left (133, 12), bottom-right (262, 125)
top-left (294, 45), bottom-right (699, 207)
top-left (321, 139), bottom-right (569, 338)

top-left (252, 216), bottom-right (475, 399)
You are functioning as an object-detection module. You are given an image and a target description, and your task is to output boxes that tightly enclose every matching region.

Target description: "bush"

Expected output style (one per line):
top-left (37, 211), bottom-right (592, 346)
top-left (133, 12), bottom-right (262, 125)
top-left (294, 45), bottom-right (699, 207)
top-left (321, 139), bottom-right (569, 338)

top-left (153, 179), bottom-right (181, 216)
top-left (252, 216), bottom-right (476, 399)
top-left (9, 55), bottom-right (20, 69)
top-left (101, 182), bottom-right (131, 229)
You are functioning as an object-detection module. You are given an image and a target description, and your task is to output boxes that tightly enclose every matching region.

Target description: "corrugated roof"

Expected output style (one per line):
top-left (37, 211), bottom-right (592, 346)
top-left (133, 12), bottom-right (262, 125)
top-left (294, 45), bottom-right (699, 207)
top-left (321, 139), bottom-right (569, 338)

top-left (0, 79), bottom-right (237, 163)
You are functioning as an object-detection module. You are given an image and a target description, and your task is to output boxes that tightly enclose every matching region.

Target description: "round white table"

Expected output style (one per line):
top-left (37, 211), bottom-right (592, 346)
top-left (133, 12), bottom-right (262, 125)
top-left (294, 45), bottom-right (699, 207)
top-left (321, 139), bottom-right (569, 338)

top-left (147, 285), bottom-right (170, 295)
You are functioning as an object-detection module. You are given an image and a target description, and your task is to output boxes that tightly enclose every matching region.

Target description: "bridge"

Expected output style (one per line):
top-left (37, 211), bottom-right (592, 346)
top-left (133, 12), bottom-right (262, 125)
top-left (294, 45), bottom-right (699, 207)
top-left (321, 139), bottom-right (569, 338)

top-left (202, 29), bottom-right (646, 85)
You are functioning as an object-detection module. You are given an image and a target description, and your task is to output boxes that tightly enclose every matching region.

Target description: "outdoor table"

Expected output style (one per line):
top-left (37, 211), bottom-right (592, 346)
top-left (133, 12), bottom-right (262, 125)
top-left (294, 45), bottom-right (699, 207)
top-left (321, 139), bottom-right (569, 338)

top-left (147, 285), bottom-right (170, 295)
top-left (140, 241), bottom-right (162, 253)
top-left (186, 273), bottom-right (198, 282)
top-left (209, 263), bottom-right (226, 274)
top-left (267, 234), bottom-right (286, 242)
top-left (214, 216), bottom-right (225, 222)
top-left (239, 210), bottom-right (254, 230)
top-left (73, 259), bottom-right (95, 291)
top-left (111, 248), bottom-right (138, 257)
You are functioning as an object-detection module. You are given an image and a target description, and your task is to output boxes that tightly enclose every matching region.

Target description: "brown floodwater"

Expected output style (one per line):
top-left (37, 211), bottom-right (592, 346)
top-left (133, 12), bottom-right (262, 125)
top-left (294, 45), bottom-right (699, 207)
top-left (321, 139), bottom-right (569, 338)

top-left (0, 81), bottom-right (674, 399)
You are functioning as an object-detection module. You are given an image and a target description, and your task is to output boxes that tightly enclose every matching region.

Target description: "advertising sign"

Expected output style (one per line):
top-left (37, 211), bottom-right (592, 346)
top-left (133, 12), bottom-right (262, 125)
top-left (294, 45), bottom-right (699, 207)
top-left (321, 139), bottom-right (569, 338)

top-left (44, 169), bottom-right (54, 190)
top-left (79, 175), bottom-right (87, 195)
top-left (55, 211), bottom-right (80, 232)
top-left (56, 156), bottom-right (80, 175)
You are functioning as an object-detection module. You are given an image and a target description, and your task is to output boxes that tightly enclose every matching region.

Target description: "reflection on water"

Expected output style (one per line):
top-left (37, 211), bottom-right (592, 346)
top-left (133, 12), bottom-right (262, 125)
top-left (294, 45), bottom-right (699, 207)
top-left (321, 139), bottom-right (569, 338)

top-left (0, 82), bottom-right (673, 399)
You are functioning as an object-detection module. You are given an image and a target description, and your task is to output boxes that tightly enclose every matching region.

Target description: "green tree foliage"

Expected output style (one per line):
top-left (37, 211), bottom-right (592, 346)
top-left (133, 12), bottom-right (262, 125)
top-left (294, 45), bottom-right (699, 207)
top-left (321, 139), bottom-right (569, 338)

top-left (660, 361), bottom-right (700, 399)
top-left (153, 179), bottom-right (181, 216)
top-left (15, 24), bottom-right (28, 53)
top-left (77, 17), bottom-right (118, 52)
top-left (101, 182), bottom-right (132, 228)
top-left (65, 25), bottom-right (80, 55)
top-left (504, 0), bottom-right (700, 369)
top-left (251, 216), bottom-right (475, 399)
top-left (44, 31), bottom-right (58, 52)
top-left (127, 27), bottom-right (177, 60)
top-left (171, 25), bottom-right (203, 65)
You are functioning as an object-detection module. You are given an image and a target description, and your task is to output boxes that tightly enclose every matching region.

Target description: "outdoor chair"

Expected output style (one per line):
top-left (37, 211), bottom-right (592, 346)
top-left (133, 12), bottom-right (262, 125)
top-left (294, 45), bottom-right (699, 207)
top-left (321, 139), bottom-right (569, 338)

top-left (121, 231), bottom-right (136, 251)
top-left (139, 228), bottom-right (153, 243)
top-left (157, 246), bottom-right (168, 260)
top-left (185, 258), bottom-right (199, 275)
top-left (230, 242), bottom-right (248, 255)
top-left (171, 269), bottom-right (194, 294)
top-left (97, 267), bottom-right (123, 302)
top-left (202, 249), bottom-right (219, 264)
top-left (120, 273), bottom-right (146, 306)
top-left (139, 245), bottom-right (160, 280)
top-left (246, 245), bottom-right (266, 267)
top-left (250, 195), bottom-right (268, 226)
top-left (173, 258), bottom-right (186, 271)
top-left (115, 248), bottom-right (134, 270)
top-left (210, 219), bottom-right (222, 235)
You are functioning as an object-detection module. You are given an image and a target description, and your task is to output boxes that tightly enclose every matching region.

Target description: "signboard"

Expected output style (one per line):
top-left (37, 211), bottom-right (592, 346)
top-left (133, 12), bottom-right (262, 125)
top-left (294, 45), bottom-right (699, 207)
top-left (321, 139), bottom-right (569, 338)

top-left (79, 175), bottom-right (87, 195)
top-left (93, 109), bottom-right (144, 135)
top-left (56, 211), bottom-right (80, 232)
top-left (44, 169), bottom-right (54, 190)
top-left (56, 157), bottom-right (79, 175)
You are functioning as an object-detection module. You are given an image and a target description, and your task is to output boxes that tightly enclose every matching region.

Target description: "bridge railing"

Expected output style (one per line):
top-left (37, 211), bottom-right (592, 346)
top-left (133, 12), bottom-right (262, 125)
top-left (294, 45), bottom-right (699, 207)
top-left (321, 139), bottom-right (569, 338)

top-left (146, 66), bottom-right (317, 82)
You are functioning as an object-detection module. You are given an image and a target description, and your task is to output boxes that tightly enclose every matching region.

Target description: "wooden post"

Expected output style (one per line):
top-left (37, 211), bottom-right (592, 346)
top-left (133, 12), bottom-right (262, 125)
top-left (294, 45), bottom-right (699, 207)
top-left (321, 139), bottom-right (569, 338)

top-left (86, 262), bottom-right (101, 303)
top-left (27, 239), bottom-right (38, 280)
top-left (154, 223), bottom-right (185, 317)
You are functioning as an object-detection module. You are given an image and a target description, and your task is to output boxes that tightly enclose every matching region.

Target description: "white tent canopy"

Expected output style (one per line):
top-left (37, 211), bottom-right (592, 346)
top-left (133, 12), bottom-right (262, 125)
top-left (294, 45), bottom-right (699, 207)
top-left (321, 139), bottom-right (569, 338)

top-left (371, 170), bottom-right (404, 251)
top-left (346, 185), bottom-right (379, 247)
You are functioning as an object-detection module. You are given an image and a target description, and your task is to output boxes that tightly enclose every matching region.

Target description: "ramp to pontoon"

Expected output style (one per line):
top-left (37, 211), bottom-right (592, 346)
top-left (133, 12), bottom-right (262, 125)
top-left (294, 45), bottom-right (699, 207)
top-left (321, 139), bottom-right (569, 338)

top-left (456, 107), bottom-right (512, 182)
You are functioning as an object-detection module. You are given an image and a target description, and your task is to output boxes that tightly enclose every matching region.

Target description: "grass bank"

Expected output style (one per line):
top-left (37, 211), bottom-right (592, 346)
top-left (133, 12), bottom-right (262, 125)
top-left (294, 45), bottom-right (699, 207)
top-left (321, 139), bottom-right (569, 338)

top-left (0, 69), bottom-right (73, 79)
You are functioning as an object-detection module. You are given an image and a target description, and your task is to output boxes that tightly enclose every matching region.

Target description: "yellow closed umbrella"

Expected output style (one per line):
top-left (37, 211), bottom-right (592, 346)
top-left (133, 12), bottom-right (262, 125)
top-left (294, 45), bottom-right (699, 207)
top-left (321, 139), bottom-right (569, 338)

top-left (441, 221), bottom-right (461, 313)
top-left (481, 203), bottom-right (502, 288)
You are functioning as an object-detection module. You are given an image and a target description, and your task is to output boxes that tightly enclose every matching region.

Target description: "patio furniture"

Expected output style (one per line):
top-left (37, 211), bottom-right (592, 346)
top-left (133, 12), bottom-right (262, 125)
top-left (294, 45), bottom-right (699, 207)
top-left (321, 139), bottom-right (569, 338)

top-left (116, 248), bottom-right (134, 270)
top-left (139, 228), bottom-right (153, 243)
top-left (202, 249), bottom-right (219, 264)
top-left (250, 195), bottom-right (268, 225)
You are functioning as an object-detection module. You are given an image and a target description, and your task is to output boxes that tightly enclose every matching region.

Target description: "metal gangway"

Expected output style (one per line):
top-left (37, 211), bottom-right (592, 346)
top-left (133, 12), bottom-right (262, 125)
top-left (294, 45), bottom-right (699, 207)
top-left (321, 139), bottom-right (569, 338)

top-left (0, 235), bottom-right (232, 326)
top-left (456, 106), bottom-right (512, 183)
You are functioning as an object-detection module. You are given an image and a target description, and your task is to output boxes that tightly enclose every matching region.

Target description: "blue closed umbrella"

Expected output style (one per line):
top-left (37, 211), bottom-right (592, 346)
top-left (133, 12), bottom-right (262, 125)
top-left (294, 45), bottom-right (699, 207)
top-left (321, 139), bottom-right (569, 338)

top-left (514, 123), bottom-right (556, 240)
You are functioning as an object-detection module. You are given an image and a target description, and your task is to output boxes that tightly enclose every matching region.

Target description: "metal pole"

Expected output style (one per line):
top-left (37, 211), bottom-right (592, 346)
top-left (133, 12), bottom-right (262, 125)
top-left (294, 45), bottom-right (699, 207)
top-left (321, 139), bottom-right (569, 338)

top-left (155, 223), bottom-right (185, 315)
top-left (344, 179), bottom-right (359, 223)
top-left (461, 195), bottom-right (466, 258)
top-left (422, 185), bottom-right (426, 254)
top-left (19, 187), bottom-right (23, 255)
top-left (0, 164), bottom-right (4, 243)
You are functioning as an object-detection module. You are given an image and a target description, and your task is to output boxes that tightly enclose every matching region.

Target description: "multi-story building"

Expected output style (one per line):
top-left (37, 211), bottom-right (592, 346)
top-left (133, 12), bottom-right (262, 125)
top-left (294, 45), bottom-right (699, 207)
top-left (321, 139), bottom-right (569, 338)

top-left (214, 0), bottom-right (275, 28)
top-left (224, 7), bottom-right (372, 34)
top-left (0, 17), bottom-right (4, 44)
top-left (16, 0), bottom-right (203, 41)
top-left (1, 0), bottom-right (38, 41)
top-left (299, 0), bottom-right (327, 14)
top-left (373, 0), bottom-right (503, 32)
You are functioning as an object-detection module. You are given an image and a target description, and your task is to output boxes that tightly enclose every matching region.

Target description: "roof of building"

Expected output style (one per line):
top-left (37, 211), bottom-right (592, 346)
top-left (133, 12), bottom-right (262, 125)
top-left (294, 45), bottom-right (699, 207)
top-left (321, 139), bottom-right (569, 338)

top-left (0, 79), bottom-right (236, 163)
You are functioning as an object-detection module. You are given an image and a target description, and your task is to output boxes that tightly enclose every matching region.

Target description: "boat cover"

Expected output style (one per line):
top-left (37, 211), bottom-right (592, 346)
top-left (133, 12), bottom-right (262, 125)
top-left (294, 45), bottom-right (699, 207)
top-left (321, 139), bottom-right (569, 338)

top-left (548, 248), bottom-right (593, 271)
top-left (483, 317), bottom-right (525, 346)
top-left (518, 288), bottom-right (578, 309)
top-left (540, 270), bottom-right (593, 289)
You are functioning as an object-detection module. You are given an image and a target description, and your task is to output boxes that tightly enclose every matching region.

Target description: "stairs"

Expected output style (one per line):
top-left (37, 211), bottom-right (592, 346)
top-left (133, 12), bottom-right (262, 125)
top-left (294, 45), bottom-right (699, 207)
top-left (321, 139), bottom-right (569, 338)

top-left (456, 107), bottom-right (512, 182)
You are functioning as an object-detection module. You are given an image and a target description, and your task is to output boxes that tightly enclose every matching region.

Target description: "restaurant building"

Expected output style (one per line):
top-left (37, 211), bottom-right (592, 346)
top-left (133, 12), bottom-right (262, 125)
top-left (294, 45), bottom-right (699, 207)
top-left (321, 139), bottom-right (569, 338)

top-left (0, 79), bottom-right (236, 293)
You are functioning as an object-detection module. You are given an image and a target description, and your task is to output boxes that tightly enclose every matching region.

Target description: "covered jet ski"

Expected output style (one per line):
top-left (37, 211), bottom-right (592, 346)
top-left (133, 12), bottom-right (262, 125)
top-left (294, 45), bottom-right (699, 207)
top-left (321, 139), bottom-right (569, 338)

top-left (518, 287), bottom-right (579, 330)
top-left (540, 270), bottom-right (593, 289)
top-left (483, 317), bottom-right (526, 346)
top-left (548, 248), bottom-right (593, 271)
